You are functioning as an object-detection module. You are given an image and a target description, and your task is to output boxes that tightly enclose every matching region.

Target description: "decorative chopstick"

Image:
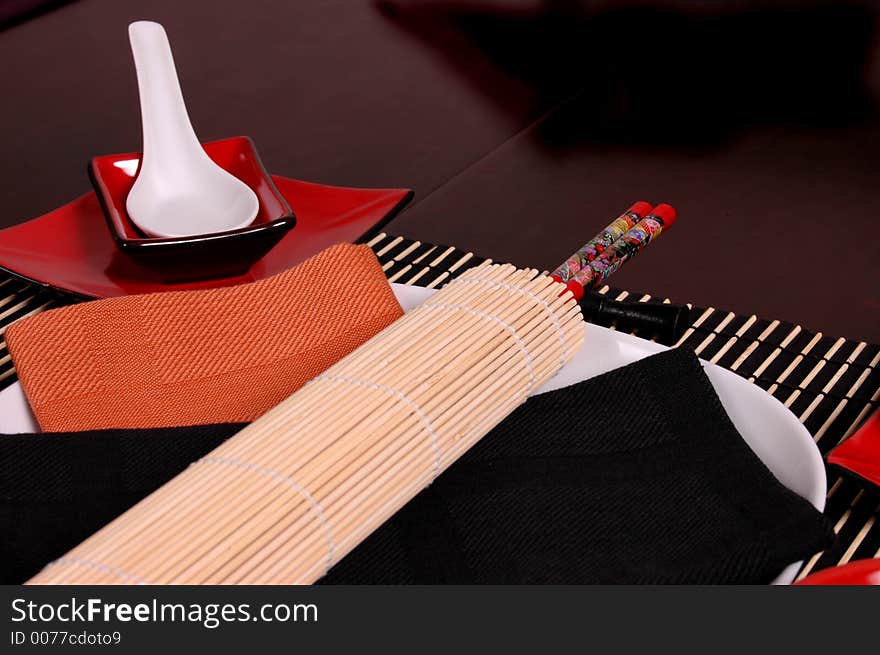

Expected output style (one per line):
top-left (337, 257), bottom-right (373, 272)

top-left (573, 203), bottom-right (676, 289)
top-left (552, 201), bottom-right (653, 283)
top-left (552, 203), bottom-right (677, 301)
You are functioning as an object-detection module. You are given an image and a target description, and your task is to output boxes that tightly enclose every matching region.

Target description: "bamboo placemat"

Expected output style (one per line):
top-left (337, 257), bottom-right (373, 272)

top-left (1, 233), bottom-right (878, 581)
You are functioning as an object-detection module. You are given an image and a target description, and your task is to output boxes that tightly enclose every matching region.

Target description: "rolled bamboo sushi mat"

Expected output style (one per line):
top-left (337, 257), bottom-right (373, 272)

top-left (1, 233), bottom-right (878, 580)
top-left (25, 262), bottom-right (584, 584)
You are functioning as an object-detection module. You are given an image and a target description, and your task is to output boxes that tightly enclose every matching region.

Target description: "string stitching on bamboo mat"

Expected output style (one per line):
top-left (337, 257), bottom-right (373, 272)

top-left (193, 456), bottom-right (336, 574)
top-left (446, 277), bottom-right (569, 368)
top-left (310, 374), bottom-right (442, 479)
top-left (421, 302), bottom-right (537, 395)
top-left (296, 450), bottom-right (447, 585)
top-left (45, 556), bottom-right (149, 585)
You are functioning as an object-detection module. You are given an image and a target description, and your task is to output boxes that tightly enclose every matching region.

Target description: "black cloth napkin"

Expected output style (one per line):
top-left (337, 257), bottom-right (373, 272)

top-left (0, 424), bottom-right (243, 584)
top-left (0, 348), bottom-right (833, 584)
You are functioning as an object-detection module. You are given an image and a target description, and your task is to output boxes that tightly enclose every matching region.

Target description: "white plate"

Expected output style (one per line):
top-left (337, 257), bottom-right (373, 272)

top-left (0, 283), bottom-right (825, 584)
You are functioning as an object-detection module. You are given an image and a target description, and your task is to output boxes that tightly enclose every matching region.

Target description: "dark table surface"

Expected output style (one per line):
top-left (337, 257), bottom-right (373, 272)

top-left (1, 0), bottom-right (878, 342)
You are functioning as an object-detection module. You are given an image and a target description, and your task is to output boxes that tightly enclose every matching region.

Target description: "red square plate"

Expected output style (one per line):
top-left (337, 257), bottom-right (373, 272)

top-left (0, 175), bottom-right (412, 298)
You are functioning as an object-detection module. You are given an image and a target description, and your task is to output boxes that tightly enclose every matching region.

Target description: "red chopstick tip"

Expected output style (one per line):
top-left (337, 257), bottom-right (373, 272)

top-left (650, 203), bottom-right (677, 228)
top-left (550, 275), bottom-right (582, 300)
top-left (565, 279), bottom-right (584, 300)
top-left (629, 201), bottom-right (653, 218)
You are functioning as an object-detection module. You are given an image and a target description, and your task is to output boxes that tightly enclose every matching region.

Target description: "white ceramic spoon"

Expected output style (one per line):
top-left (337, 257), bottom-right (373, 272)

top-left (125, 21), bottom-right (259, 238)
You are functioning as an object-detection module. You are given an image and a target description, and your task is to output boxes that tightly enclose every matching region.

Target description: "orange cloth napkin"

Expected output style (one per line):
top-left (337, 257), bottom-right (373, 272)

top-left (5, 243), bottom-right (403, 431)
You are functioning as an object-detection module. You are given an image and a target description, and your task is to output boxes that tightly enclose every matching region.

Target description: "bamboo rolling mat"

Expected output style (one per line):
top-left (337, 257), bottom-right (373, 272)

top-left (1, 232), bottom-right (878, 581)
top-left (26, 262), bottom-right (584, 584)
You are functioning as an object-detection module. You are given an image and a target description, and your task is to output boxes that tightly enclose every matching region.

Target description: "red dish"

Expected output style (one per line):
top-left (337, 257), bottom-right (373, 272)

top-left (89, 136), bottom-right (296, 283)
top-left (827, 408), bottom-right (880, 488)
top-left (0, 176), bottom-right (412, 298)
top-left (795, 559), bottom-right (880, 585)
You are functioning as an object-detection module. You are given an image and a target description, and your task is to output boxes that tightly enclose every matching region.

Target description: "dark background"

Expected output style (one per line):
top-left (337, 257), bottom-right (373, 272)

top-left (1, 0), bottom-right (878, 341)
